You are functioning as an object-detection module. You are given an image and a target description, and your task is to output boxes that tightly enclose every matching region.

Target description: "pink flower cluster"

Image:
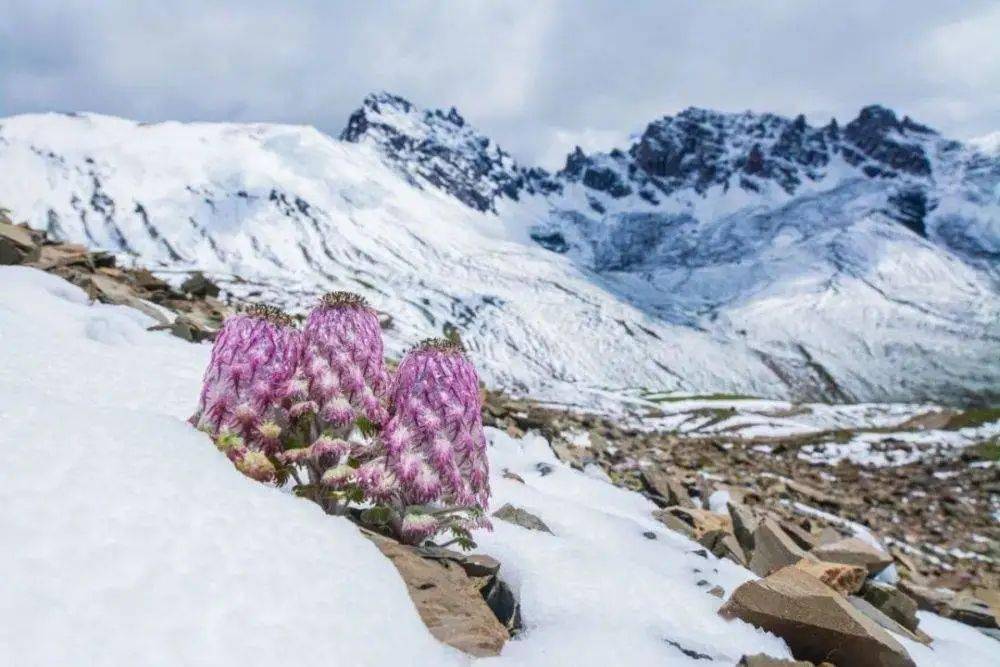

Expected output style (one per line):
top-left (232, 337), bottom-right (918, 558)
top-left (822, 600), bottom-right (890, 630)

top-left (192, 294), bottom-right (491, 546)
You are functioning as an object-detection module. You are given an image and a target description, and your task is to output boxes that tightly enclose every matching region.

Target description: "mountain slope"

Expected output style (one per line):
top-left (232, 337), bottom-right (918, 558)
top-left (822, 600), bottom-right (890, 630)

top-left (1, 94), bottom-right (997, 405)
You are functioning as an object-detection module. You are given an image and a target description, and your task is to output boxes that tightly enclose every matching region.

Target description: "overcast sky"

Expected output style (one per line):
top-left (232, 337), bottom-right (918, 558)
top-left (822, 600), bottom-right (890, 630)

top-left (2, 1), bottom-right (998, 168)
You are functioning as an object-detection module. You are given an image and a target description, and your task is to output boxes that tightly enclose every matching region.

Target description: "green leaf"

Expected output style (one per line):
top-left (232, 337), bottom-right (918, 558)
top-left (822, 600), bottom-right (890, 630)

top-left (355, 415), bottom-right (380, 438)
top-left (360, 506), bottom-right (392, 526)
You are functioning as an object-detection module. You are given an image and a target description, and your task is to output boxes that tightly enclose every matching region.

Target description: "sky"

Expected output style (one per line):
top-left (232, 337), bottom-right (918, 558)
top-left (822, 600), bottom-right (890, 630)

top-left (1, 0), bottom-right (998, 169)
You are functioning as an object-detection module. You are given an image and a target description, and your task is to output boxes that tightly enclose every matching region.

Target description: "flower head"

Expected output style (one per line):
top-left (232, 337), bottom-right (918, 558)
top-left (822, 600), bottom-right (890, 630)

top-left (302, 292), bottom-right (390, 429)
top-left (380, 338), bottom-right (490, 510)
top-left (399, 511), bottom-right (440, 545)
top-left (235, 450), bottom-right (277, 483)
top-left (192, 305), bottom-right (302, 451)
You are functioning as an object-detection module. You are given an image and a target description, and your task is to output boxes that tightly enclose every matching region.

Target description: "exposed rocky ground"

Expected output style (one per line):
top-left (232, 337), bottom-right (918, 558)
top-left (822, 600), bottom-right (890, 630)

top-left (482, 390), bottom-right (1000, 650)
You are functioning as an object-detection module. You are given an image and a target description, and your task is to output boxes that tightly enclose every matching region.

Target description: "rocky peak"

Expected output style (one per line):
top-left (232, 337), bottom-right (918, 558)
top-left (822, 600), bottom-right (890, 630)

top-left (340, 92), bottom-right (557, 213)
top-left (843, 105), bottom-right (934, 176)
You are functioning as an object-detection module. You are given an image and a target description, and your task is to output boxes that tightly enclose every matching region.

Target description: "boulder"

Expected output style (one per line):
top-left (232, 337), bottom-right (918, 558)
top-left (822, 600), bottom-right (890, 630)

top-left (728, 502), bottom-right (759, 554)
top-left (181, 271), bottom-right (221, 298)
top-left (0, 221), bottom-right (41, 265)
top-left (897, 581), bottom-right (955, 614)
top-left (794, 558), bottom-right (866, 595)
top-left (749, 518), bottom-right (809, 577)
top-left (780, 519), bottom-right (818, 551)
top-left (811, 537), bottom-right (893, 574)
top-left (720, 566), bottom-right (915, 667)
top-left (698, 529), bottom-right (748, 567)
top-left (949, 596), bottom-right (999, 629)
top-left (493, 503), bottom-right (553, 534)
top-left (641, 469), bottom-right (695, 508)
top-left (652, 506), bottom-right (731, 540)
top-left (861, 581), bottom-right (919, 632)
top-left (367, 534), bottom-right (509, 657)
top-left (848, 596), bottom-right (930, 645)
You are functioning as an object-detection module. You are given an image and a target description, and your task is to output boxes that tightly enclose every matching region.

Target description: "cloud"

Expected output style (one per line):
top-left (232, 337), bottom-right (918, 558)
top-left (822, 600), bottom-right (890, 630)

top-left (1, 0), bottom-right (998, 169)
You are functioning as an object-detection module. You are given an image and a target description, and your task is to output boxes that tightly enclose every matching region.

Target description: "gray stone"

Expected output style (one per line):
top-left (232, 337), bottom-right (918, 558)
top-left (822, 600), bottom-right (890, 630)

top-left (848, 596), bottom-right (929, 645)
top-left (862, 581), bottom-right (920, 632)
top-left (493, 503), bottom-right (553, 534)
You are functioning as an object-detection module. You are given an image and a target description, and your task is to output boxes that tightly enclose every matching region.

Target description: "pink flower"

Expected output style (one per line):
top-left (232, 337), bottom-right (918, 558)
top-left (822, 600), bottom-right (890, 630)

top-left (381, 338), bottom-right (491, 510)
top-left (399, 512), bottom-right (440, 545)
top-left (303, 292), bottom-right (390, 429)
top-left (192, 305), bottom-right (302, 452)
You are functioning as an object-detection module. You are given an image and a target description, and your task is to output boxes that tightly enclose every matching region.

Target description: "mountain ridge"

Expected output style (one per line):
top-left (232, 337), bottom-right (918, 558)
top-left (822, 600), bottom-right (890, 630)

top-left (1, 93), bottom-right (997, 406)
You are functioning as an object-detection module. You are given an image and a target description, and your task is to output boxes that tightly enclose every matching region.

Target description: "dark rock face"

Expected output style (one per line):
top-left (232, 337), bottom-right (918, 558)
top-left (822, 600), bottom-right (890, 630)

top-left (844, 105), bottom-right (932, 177)
top-left (340, 92), bottom-right (558, 213)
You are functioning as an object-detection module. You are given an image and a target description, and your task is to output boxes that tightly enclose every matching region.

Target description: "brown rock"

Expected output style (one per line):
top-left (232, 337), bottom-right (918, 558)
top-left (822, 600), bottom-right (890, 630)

top-left (848, 596), bottom-right (930, 645)
top-left (897, 581), bottom-right (955, 614)
top-left (861, 582), bottom-right (920, 632)
top-left (780, 520), bottom-right (818, 551)
top-left (720, 566), bottom-right (915, 667)
top-left (0, 221), bottom-right (41, 265)
top-left (737, 655), bottom-right (814, 667)
top-left (641, 469), bottom-right (695, 508)
top-left (749, 518), bottom-right (810, 577)
top-left (812, 537), bottom-right (893, 574)
top-left (794, 558), bottom-right (866, 595)
top-left (367, 534), bottom-right (508, 657)
top-left (653, 506), bottom-right (731, 540)
top-left (699, 529), bottom-right (748, 567)
top-left (728, 502), bottom-right (759, 555)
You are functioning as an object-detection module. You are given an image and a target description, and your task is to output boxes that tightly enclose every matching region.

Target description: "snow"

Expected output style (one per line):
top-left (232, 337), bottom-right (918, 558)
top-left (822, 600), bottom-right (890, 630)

top-left (3, 265), bottom-right (999, 665)
top-left (1, 106), bottom-right (997, 408)
top-left (0, 268), bottom-right (464, 667)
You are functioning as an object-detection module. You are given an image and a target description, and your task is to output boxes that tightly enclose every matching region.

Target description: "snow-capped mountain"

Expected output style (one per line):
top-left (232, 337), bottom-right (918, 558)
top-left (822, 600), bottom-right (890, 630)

top-left (1, 93), bottom-right (997, 405)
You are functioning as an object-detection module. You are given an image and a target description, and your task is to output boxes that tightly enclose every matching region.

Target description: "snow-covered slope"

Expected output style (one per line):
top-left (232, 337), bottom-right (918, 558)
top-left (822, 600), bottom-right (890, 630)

top-left (3, 265), bottom-right (997, 666)
top-left (1, 94), bottom-right (997, 405)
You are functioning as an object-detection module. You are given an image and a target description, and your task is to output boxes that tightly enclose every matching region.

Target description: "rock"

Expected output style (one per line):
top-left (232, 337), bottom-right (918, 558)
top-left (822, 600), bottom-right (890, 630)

top-left (0, 221), bottom-right (41, 265)
top-left (458, 554), bottom-right (502, 579)
top-left (897, 581), bottom-right (955, 614)
top-left (642, 530), bottom-right (657, 540)
top-left (811, 537), bottom-right (893, 574)
top-left (707, 585), bottom-right (726, 599)
top-left (481, 576), bottom-right (522, 635)
top-left (181, 271), bottom-right (221, 298)
top-left (501, 469), bottom-right (526, 484)
top-left (848, 596), bottom-right (930, 645)
top-left (737, 655), bottom-right (814, 667)
top-left (652, 509), bottom-right (696, 538)
top-left (367, 534), bottom-right (509, 657)
top-left (779, 519), bottom-right (818, 551)
top-left (641, 469), bottom-right (695, 508)
top-left (949, 596), bottom-right (999, 629)
top-left (492, 503), bottom-right (553, 534)
top-left (720, 566), bottom-right (915, 667)
top-left (785, 479), bottom-right (856, 509)
top-left (698, 529), bottom-right (748, 567)
top-left (652, 506), bottom-right (731, 540)
top-left (861, 581), bottom-right (919, 632)
top-left (163, 314), bottom-right (216, 343)
top-left (749, 518), bottom-right (810, 577)
top-left (794, 558), bottom-right (866, 595)
top-left (728, 502), bottom-right (759, 554)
